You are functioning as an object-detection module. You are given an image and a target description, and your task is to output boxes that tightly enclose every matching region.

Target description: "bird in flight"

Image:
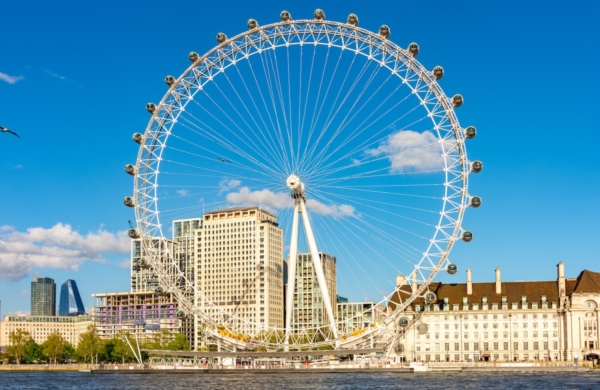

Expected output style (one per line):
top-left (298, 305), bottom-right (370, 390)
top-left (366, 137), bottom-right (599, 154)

top-left (0, 125), bottom-right (20, 138)
top-left (217, 157), bottom-right (231, 163)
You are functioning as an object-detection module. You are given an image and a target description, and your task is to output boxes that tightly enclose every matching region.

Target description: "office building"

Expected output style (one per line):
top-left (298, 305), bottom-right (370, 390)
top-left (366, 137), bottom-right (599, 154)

top-left (59, 279), bottom-right (86, 316)
top-left (31, 277), bottom-right (56, 316)
top-left (0, 315), bottom-right (92, 347)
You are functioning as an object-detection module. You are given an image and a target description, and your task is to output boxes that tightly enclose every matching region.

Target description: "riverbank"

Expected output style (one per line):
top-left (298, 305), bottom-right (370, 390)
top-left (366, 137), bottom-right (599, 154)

top-left (0, 364), bottom-right (92, 372)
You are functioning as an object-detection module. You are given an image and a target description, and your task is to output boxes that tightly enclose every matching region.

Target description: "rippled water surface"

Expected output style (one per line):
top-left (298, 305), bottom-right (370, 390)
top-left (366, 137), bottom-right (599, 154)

top-left (1, 371), bottom-right (599, 389)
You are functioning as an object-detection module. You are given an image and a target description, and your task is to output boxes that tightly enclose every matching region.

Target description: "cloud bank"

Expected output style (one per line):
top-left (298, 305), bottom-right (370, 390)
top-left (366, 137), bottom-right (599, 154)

top-left (368, 130), bottom-right (444, 172)
top-left (0, 223), bottom-right (130, 281)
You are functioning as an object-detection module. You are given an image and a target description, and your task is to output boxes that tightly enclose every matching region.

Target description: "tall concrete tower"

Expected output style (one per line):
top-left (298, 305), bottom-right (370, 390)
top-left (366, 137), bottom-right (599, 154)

top-left (31, 277), bottom-right (56, 316)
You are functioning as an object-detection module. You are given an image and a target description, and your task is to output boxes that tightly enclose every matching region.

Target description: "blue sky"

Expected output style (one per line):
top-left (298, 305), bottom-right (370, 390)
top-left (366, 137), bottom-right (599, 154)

top-left (0, 0), bottom-right (598, 315)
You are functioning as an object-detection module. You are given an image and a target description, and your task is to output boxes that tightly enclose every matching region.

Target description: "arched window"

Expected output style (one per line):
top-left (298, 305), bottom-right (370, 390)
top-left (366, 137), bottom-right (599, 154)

top-left (584, 300), bottom-right (597, 309)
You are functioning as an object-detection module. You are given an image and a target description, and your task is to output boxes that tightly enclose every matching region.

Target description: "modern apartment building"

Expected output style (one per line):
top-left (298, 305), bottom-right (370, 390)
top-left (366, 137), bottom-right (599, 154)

top-left (31, 277), bottom-right (56, 316)
top-left (130, 237), bottom-right (176, 293)
top-left (290, 252), bottom-right (337, 331)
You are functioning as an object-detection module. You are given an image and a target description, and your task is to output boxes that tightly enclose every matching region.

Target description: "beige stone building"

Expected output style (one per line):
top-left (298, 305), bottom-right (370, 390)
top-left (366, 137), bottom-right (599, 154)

top-left (389, 263), bottom-right (600, 363)
top-left (0, 315), bottom-right (92, 347)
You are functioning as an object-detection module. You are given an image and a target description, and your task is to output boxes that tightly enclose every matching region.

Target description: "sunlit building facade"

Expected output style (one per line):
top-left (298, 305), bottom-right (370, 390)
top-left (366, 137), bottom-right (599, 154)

top-left (31, 277), bottom-right (56, 316)
top-left (59, 279), bottom-right (85, 316)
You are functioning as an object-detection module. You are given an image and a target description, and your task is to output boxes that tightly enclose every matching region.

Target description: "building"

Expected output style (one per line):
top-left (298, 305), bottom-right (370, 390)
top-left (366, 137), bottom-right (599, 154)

top-left (31, 277), bottom-right (56, 316)
top-left (0, 315), bottom-right (92, 347)
top-left (390, 263), bottom-right (600, 363)
top-left (290, 252), bottom-right (336, 332)
top-left (130, 237), bottom-right (176, 293)
top-left (59, 280), bottom-right (85, 316)
top-left (92, 291), bottom-right (183, 340)
top-left (337, 301), bottom-right (382, 334)
top-left (195, 207), bottom-right (284, 348)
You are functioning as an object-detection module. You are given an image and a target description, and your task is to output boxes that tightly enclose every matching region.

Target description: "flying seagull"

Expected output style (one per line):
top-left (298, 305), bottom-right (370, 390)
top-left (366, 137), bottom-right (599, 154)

top-left (217, 157), bottom-right (231, 163)
top-left (0, 125), bottom-right (20, 138)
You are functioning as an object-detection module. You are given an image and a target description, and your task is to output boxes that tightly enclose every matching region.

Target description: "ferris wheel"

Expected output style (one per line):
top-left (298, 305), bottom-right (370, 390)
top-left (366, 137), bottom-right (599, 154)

top-left (125, 9), bottom-right (482, 352)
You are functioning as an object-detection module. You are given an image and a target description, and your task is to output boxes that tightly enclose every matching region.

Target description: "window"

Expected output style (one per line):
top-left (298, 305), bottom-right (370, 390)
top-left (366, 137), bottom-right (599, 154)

top-left (524, 342), bottom-right (529, 350)
top-left (504, 342), bottom-right (509, 350)
top-left (473, 342), bottom-right (479, 351)
top-left (513, 342), bottom-right (518, 351)
top-left (464, 342), bottom-right (469, 351)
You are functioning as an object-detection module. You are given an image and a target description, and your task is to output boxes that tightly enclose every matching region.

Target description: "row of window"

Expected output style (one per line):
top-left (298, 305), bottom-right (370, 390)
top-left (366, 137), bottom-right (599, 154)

top-left (416, 341), bottom-right (560, 352)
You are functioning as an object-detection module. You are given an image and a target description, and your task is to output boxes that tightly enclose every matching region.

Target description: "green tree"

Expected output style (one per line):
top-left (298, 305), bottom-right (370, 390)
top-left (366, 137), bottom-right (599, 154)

top-left (111, 337), bottom-right (134, 363)
top-left (22, 338), bottom-right (43, 364)
top-left (64, 343), bottom-right (76, 363)
top-left (167, 333), bottom-right (191, 351)
top-left (7, 329), bottom-right (31, 364)
top-left (42, 331), bottom-right (67, 364)
top-left (77, 324), bottom-right (102, 364)
top-left (145, 328), bottom-right (173, 350)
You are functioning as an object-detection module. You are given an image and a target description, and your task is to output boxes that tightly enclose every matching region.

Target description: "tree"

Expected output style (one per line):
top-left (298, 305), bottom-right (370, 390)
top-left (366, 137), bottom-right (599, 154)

top-left (111, 337), bottom-right (134, 364)
top-left (42, 331), bottom-right (67, 364)
top-left (167, 333), bottom-right (191, 351)
top-left (77, 324), bottom-right (102, 364)
top-left (22, 338), bottom-right (43, 364)
top-left (7, 329), bottom-right (31, 364)
top-left (145, 328), bottom-right (173, 350)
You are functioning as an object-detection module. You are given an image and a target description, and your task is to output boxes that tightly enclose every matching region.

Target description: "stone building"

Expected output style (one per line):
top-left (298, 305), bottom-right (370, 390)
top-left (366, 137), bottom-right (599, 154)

top-left (390, 263), bottom-right (599, 363)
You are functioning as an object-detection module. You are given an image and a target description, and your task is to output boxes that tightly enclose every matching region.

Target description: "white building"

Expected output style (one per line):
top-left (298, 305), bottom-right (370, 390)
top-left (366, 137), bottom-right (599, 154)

top-left (0, 315), bottom-right (92, 347)
top-left (130, 237), bottom-right (176, 293)
top-left (290, 252), bottom-right (336, 332)
top-left (195, 207), bottom-right (284, 348)
top-left (390, 263), bottom-right (599, 363)
top-left (337, 301), bottom-right (382, 334)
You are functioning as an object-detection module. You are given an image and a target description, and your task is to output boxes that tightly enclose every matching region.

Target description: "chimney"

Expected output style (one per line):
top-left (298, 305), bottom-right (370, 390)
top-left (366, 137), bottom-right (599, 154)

top-left (495, 268), bottom-right (501, 295)
top-left (557, 262), bottom-right (565, 297)
top-left (467, 268), bottom-right (472, 295)
top-left (412, 272), bottom-right (418, 293)
top-left (396, 274), bottom-right (406, 288)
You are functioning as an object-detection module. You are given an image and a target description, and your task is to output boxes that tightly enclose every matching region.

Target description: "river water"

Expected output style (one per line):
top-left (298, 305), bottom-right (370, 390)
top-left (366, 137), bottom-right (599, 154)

top-left (0, 371), bottom-right (599, 389)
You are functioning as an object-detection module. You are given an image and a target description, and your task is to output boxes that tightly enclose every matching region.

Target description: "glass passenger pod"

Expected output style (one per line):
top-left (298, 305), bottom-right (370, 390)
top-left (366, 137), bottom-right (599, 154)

top-left (146, 103), bottom-right (157, 114)
top-left (452, 94), bottom-right (463, 108)
top-left (462, 231), bottom-right (473, 242)
top-left (408, 42), bottom-right (419, 57)
top-left (216, 32), bottom-right (227, 44)
top-left (470, 196), bottom-right (482, 208)
top-left (140, 259), bottom-right (149, 269)
top-left (132, 133), bottom-right (144, 145)
top-left (471, 160), bottom-right (483, 173)
top-left (127, 228), bottom-right (139, 239)
top-left (189, 52), bottom-right (199, 63)
top-left (314, 9), bottom-right (325, 21)
top-left (347, 13), bottom-right (359, 26)
top-left (247, 19), bottom-right (258, 30)
top-left (465, 126), bottom-right (477, 139)
top-left (176, 310), bottom-right (186, 319)
top-left (123, 196), bottom-right (135, 207)
top-left (447, 263), bottom-right (458, 275)
top-left (379, 25), bottom-right (390, 39)
top-left (124, 164), bottom-right (136, 176)
top-left (165, 75), bottom-right (175, 87)
top-left (280, 10), bottom-right (292, 22)
top-left (155, 286), bottom-right (165, 295)
top-left (433, 66), bottom-right (444, 80)
top-left (399, 316), bottom-right (409, 327)
top-left (424, 292), bottom-right (437, 304)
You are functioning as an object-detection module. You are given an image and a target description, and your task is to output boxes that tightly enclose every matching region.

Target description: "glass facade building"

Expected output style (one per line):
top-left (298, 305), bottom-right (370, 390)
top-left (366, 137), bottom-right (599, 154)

top-left (31, 277), bottom-right (56, 316)
top-left (59, 279), bottom-right (85, 316)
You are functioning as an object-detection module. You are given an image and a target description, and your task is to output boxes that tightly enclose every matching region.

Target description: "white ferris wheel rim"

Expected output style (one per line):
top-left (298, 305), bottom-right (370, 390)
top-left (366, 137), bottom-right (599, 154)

top-left (132, 17), bottom-right (472, 349)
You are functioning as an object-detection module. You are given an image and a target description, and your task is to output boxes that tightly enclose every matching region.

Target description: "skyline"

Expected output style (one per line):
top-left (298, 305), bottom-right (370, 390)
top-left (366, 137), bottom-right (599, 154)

top-left (1, 0), bottom-right (599, 315)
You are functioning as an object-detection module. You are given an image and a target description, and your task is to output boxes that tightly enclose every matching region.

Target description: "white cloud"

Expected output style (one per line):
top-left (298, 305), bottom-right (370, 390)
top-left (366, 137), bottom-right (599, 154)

top-left (117, 259), bottom-right (131, 269)
top-left (13, 165), bottom-right (24, 169)
top-left (5, 310), bottom-right (30, 316)
top-left (226, 187), bottom-right (354, 217)
top-left (43, 69), bottom-right (83, 89)
top-left (0, 71), bottom-right (24, 84)
top-left (0, 223), bottom-right (130, 281)
top-left (176, 189), bottom-right (190, 196)
top-left (367, 130), bottom-right (443, 172)
top-left (219, 179), bottom-right (241, 194)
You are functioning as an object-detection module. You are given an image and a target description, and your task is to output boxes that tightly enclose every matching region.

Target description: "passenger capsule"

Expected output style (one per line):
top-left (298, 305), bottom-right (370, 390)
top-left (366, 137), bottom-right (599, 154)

top-left (280, 10), bottom-right (291, 22)
top-left (347, 13), bottom-right (359, 26)
top-left (447, 263), bottom-right (458, 275)
top-left (424, 292), bottom-right (437, 304)
top-left (123, 196), bottom-right (135, 207)
top-left (127, 228), bottom-right (139, 239)
top-left (247, 18), bottom-right (258, 30)
top-left (140, 259), bottom-right (149, 269)
top-left (124, 164), bottom-right (136, 176)
top-left (146, 103), bottom-right (157, 114)
top-left (379, 25), bottom-right (390, 39)
top-left (452, 94), bottom-right (463, 108)
top-left (176, 310), bottom-right (186, 319)
top-left (155, 286), bottom-right (165, 295)
top-left (132, 133), bottom-right (144, 145)
top-left (216, 32), bottom-right (227, 44)
top-left (314, 9), bottom-right (325, 21)
top-left (465, 126), bottom-right (477, 139)
top-left (462, 230), bottom-right (473, 242)
top-left (471, 160), bottom-right (483, 173)
top-left (408, 43), bottom-right (419, 56)
top-left (432, 66), bottom-right (444, 80)
top-left (189, 51), bottom-right (199, 63)
top-left (399, 317), bottom-right (409, 327)
top-left (470, 196), bottom-right (482, 208)
top-left (165, 75), bottom-right (175, 86)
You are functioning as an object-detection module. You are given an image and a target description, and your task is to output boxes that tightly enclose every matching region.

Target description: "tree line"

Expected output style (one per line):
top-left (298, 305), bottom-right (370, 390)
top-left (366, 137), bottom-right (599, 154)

top-left (1, 325), bottom-right (190, 365)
